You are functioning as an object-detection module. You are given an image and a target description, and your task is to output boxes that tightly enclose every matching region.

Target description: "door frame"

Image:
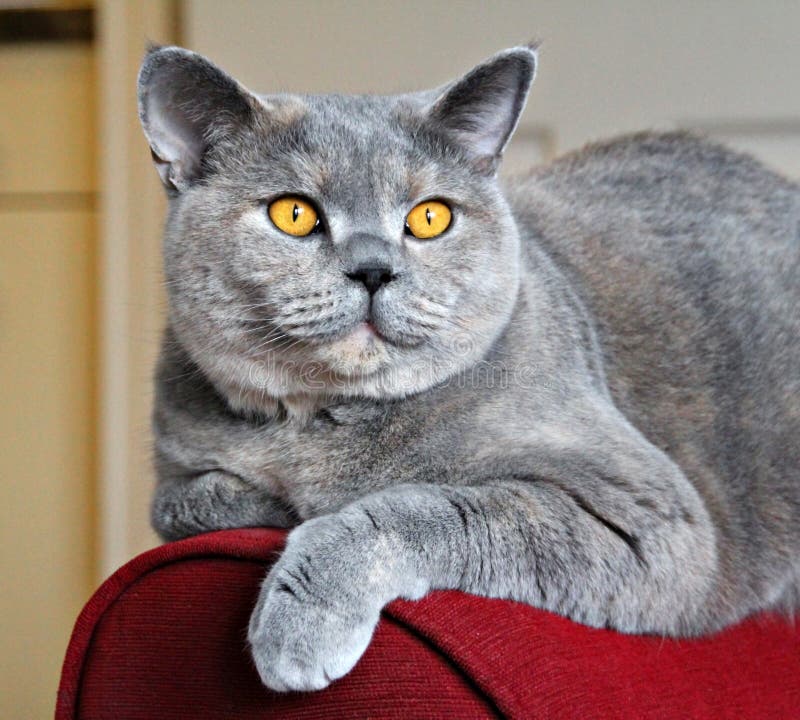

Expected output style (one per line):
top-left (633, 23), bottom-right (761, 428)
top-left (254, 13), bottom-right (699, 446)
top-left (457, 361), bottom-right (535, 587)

top-left (96, 0), bottom-right (177, 577)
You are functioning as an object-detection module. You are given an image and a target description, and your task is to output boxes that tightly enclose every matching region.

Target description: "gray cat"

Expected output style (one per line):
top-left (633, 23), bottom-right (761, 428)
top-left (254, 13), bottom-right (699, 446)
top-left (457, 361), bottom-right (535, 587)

top-left (137, 44), bottom-right (800, 692)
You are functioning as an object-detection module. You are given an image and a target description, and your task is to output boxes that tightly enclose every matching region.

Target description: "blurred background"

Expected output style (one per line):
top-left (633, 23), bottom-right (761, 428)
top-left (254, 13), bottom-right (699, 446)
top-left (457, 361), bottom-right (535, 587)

top-left (1, 0), bottom-right (798, 716)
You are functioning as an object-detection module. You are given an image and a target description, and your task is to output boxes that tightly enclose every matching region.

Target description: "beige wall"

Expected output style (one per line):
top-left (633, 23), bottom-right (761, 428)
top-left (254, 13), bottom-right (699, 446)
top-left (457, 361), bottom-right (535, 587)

top-left (183, 0), bottom-right (800, 178)
top-left (0, 42), bottom-right (97, 720)
top-left (0, 3), bottom-right (176, 717)
top-left (94, 0), bottom-right (176, 577)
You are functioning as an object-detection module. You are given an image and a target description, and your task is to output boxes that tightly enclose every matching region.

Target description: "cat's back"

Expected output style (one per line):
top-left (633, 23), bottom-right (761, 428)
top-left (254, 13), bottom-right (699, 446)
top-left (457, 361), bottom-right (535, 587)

top-left (507, 131), bottom-right (799, 514)
top-left (507, 131), bottom-right (799, 391)
top-left (510, 131), bottom-right (798, 275)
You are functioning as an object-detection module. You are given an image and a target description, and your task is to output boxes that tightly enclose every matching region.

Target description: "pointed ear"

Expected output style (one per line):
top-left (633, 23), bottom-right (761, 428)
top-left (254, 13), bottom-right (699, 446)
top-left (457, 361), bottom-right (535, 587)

top-left (425, 46), bottom-right (537, 175)
top-left (137, 46), bottom-right (257, 192)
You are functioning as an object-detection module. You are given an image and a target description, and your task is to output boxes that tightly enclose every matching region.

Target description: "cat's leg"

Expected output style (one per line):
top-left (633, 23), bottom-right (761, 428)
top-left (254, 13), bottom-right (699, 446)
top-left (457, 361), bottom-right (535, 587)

top-left (152, 470), bottom-right (297, 542)
top-left (152, 331), bottom-right (295, 541)
top-left (247, 439), bottom-right (720, 691)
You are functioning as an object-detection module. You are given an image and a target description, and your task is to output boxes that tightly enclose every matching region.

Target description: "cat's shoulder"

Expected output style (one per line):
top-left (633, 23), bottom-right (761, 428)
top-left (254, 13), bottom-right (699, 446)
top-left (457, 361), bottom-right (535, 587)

top-left (543, 131), bottom-right (778, 177)
top-left (507, 130), bottom-right (797, 226)
top-left (521, 130), bottom-right (796, 196)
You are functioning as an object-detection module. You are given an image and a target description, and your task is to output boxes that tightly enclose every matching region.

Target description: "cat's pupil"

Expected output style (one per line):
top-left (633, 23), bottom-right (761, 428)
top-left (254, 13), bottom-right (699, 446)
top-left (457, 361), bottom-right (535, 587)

top-left (292, 204), bottom-right (300, 222)
top-left (425, 208), bottom-right (432, 225)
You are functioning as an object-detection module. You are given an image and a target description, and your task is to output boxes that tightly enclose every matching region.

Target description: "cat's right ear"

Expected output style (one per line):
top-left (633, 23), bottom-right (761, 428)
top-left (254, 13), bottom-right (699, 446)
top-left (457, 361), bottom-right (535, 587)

top-left (424, 45), bottom-right (538, 175)
top-left (137, 46), bottom-right (256, 193)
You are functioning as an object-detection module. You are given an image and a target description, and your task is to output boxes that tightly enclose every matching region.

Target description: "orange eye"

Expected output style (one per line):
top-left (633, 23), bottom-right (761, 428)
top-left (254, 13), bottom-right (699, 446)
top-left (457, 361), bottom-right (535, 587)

top-left (405, 200), bottom-right (452, 239)
top-left (268, 196), bottom-right (319, 237)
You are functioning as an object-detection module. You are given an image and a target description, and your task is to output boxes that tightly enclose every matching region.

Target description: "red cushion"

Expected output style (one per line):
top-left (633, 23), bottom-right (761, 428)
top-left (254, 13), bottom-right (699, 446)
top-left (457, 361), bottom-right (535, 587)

top-left (56, 528), bottom-right (800, 719)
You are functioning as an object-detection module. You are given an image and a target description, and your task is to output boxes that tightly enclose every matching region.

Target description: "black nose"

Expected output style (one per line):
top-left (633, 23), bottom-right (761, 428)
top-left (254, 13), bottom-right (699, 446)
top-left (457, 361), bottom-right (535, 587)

top-left (346, 265), bottom-right (397, 295)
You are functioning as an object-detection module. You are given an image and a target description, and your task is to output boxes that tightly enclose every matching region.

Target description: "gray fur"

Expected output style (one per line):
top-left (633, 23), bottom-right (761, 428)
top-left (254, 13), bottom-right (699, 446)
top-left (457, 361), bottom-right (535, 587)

top-left (138, 45), bottom-right (800, 692)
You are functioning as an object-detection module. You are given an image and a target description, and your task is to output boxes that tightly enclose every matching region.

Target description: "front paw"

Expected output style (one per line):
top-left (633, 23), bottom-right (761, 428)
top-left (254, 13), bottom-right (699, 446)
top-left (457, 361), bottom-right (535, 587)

top-left (247, 517), bottom-right (383, 692)
top-left (152, 471), bottom-right (296, 542)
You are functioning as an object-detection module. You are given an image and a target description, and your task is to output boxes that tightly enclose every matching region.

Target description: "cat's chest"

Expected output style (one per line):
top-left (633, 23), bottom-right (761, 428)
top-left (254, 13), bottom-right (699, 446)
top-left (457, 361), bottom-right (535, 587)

top-left (254, 397), bottom-right (454, 516)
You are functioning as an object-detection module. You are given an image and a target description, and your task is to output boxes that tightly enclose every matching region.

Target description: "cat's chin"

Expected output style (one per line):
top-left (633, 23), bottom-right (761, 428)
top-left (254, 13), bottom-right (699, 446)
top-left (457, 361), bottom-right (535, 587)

top-left (315, 323), bottom-right (392, 372)
top-left (200, 317), bottom-right (493, 419)
top-left (340, 321), bottom-right (391, 350)
top-left (211, 350), bottom-right (437, 421)
top-left (303, 319), bottom-right (426, 351)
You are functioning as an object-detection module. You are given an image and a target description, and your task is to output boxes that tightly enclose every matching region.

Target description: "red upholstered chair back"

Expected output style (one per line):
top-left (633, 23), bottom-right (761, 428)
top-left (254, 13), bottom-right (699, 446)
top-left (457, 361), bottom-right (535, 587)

top-left (57, 529), bottom-right (800, 719)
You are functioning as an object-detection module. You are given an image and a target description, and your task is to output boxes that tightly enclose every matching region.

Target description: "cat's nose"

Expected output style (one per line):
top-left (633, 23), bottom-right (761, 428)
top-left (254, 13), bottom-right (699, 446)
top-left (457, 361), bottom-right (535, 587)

top-left (346, 265), bottom-right (397, 295)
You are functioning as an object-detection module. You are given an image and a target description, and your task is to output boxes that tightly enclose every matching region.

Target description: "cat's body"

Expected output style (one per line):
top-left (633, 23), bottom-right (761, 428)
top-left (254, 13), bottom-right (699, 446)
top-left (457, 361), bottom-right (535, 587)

top-left (513, 133), bottom-right (800, 613)
top-left (141, 46), bottom-right (800, 691)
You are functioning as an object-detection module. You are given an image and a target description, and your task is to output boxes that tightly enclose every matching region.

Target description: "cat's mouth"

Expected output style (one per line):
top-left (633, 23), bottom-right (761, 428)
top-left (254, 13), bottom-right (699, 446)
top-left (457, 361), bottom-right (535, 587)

top-left (269, 306), bottom-right (426, 353)
top-left (314, 319), bottom-right (425, 371)
top-left (343, 320), bottom-right (393, 347)
top-left (360, 320), bottom-right (385, 341)
top-left (355, 318), bottom-right (426, 350)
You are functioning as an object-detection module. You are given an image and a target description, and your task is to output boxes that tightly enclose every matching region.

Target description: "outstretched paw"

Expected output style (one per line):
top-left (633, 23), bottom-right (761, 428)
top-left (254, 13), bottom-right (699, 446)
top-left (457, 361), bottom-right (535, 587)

top-left (247, 519), bottom-right (383, 691)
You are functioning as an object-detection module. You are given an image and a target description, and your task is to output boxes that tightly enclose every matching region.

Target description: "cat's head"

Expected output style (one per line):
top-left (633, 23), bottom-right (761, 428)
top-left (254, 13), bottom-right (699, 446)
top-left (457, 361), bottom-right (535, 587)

top-left (138, 44), bottom-right (536, 415)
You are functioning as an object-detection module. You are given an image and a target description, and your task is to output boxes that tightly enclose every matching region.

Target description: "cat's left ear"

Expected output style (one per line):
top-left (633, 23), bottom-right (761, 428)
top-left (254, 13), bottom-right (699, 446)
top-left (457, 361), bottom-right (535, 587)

top-left (425, 45), bottom-right (537, 175)
top-left (137, 45), bottom-right (259, 193)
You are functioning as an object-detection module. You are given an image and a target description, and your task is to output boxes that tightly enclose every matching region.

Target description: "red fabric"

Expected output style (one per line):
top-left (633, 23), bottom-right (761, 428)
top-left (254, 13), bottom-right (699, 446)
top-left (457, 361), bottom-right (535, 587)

top-left (57, 529), bottom-right (800, 719)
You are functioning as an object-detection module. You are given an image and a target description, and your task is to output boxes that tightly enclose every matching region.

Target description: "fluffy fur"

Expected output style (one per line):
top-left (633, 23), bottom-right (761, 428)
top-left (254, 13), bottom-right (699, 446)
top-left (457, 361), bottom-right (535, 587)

top-left (138, 45), bottom-right (800, 692)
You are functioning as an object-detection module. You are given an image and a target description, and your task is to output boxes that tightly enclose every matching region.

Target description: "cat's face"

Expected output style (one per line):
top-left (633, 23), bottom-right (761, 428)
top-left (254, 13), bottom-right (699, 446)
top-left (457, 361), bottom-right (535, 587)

top-left (139, 46), bottom-right (536, 413)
